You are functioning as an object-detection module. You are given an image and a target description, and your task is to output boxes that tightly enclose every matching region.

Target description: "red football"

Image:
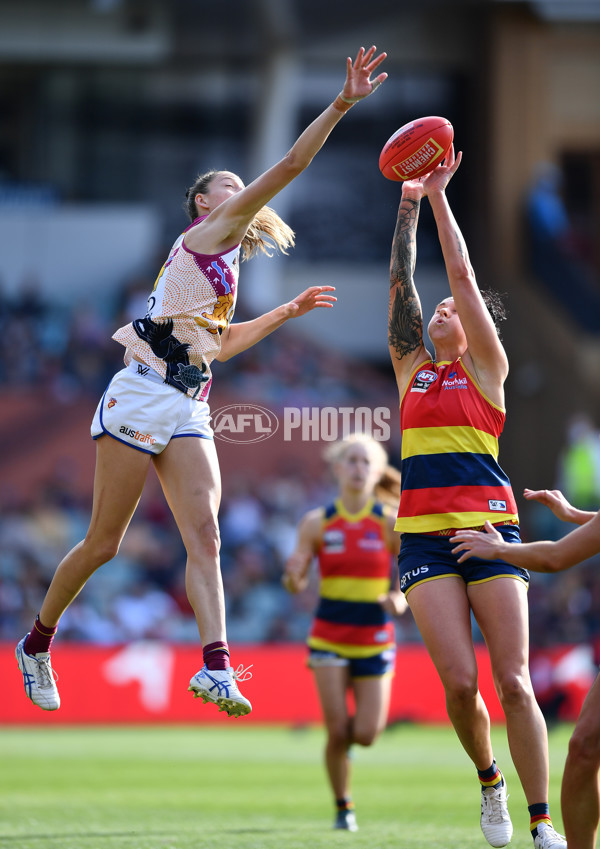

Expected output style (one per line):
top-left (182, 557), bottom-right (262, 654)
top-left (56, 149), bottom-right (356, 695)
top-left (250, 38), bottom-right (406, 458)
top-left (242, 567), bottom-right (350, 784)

top-left (379, 116), bottom-right (454, 181)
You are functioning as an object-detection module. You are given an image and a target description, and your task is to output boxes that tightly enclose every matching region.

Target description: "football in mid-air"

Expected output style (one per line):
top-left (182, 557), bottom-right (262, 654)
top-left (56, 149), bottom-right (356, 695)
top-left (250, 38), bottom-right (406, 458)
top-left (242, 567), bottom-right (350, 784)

top-left (379, 116), bottom-right (454, 181)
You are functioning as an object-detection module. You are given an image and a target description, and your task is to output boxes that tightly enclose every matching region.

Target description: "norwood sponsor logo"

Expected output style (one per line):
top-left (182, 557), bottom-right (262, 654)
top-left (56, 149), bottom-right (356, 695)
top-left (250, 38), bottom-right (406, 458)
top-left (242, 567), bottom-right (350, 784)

top-left (442, 373), bottom-right (467, 390)
top-left (212, 405), bottom-right (279, 443)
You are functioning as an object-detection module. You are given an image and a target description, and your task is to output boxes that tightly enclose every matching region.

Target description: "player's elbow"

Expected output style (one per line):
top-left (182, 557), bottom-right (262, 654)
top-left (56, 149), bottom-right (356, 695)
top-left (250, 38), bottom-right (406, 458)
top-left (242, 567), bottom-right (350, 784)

top-left (449, 266), bottom-right (474, 290)
top-left (541, 552), bottom-right (569, 573)
top-left (215, 329), bottom-right (234, 361)
top-left (281, 149), bottom-right (312, 177)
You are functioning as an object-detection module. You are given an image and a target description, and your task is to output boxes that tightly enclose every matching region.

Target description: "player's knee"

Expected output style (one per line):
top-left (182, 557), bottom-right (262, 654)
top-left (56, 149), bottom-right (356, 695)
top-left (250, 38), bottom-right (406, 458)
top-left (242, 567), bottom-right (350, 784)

top-left (188, 517), bottom-right (221, 559)
top-left (83, 535), bottom-right (121, 565)
top-left (568, 725), bottom-right (600, 771)
top-left (495, 672), bottom-right (532, 710)
top-left (352, 723), bottom-right (380, 747)
top-left (327, 722), bottom-right (351, 749)
top-left (445, 673), bottom-right (479, 705)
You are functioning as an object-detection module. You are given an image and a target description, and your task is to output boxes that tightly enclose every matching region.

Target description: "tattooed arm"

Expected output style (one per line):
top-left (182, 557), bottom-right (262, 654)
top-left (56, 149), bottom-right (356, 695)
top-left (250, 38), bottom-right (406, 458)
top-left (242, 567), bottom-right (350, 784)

top-left (387, 181), bottom-right (430, 396)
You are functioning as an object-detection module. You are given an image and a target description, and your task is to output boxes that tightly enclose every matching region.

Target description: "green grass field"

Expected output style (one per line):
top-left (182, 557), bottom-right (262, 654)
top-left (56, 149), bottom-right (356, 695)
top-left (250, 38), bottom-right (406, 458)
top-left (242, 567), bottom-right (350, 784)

top-left (0, 723), bottom-right (571, 849)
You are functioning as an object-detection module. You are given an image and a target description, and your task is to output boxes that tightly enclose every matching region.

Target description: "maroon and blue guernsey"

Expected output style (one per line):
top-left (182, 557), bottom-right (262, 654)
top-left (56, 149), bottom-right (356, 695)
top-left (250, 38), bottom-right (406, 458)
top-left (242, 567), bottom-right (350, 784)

top-left (113, 216), bottom-right (239, 400)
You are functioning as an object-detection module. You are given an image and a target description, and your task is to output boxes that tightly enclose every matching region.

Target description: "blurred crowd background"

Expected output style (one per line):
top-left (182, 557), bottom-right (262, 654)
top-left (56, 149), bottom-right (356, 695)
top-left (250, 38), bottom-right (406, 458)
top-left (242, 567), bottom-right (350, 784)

top-left (1, 0), bottom-right (600, 674)
top-left (2, 248), bottom-right (600, 658)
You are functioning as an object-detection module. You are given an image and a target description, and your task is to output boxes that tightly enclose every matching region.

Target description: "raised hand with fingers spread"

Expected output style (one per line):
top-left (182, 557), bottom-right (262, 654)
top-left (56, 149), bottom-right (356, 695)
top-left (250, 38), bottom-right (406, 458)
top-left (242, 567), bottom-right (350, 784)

top-left (333, 45), bottom-right (388, 111)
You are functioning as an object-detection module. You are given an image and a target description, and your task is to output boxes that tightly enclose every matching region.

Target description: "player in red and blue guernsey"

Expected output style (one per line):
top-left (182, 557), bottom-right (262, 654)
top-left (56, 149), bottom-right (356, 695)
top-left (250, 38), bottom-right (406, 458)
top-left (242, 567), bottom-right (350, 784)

top-left (386, 146), bottom-right (565, 849)
top-left (283, 434), bottom-right (407, 833)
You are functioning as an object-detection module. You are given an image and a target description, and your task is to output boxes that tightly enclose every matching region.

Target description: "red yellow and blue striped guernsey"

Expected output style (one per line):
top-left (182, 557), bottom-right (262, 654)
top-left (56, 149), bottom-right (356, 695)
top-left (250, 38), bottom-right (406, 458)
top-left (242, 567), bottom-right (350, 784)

top-left (308, 498), bottom-right (395, 658)
top-left (395, 357), bottom-right (519, 534)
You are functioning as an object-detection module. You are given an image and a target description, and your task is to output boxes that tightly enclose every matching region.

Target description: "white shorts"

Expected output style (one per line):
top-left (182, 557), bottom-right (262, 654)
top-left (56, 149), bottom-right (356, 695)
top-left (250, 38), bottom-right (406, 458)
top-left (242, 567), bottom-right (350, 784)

top-left (91, 360), bottom-right (213, 454)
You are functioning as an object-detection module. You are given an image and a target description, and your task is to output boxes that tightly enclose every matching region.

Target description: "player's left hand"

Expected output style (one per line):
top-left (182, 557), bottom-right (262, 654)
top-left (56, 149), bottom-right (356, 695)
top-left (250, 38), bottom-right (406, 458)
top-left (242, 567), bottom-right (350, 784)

top-left (285, 285), bottom-right (337, 318)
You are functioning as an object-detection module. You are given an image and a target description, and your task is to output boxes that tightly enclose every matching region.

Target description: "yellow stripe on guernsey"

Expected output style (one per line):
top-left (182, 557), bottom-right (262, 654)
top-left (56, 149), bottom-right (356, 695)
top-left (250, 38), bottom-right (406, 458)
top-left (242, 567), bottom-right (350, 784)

top-left (319, 576), bottom-right (391, 603)
top-left (333, 498), bottom-right (376, 523)
top-left (401, 425), bottom-right (499, 460)
top-left (400, 511), bottom-right (519, 534)
top-left (396, 357), bottom-right (519, 533)
top-left (308, 637), bottom-right (390, 659)
top-left (308, 498), bottom-right (394, 659)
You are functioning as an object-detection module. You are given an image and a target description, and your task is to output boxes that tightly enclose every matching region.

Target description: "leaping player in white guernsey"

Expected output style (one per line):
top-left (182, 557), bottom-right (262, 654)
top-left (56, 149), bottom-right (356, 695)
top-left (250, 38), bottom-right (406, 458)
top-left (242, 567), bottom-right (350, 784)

top-left (15, 46), bottom-right (388, 718)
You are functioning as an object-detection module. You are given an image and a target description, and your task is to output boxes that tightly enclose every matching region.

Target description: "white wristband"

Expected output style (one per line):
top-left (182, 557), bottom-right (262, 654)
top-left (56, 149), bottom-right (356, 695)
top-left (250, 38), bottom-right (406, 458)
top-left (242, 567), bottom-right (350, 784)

top-left (338, 78), bottom-right (383, 104)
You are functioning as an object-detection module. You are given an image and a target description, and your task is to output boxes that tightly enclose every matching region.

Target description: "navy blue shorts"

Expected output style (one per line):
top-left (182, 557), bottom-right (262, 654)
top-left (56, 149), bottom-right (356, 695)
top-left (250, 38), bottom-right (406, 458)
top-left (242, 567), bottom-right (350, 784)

top-left (398, 526), bottom-right (529, 596)
top-left (307, 647), bottom-right (396, 678)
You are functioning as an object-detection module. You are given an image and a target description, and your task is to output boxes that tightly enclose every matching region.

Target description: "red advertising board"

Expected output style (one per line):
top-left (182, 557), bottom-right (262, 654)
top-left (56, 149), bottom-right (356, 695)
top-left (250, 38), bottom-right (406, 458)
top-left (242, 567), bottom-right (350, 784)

top-left (1, 642), bottom-right (591, 724)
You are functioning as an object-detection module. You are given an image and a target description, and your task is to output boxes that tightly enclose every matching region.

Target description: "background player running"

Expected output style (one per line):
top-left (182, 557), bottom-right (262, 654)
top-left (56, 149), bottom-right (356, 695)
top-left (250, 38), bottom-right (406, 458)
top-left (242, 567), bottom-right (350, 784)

top-left (283, 433), bottom-right (406, 831)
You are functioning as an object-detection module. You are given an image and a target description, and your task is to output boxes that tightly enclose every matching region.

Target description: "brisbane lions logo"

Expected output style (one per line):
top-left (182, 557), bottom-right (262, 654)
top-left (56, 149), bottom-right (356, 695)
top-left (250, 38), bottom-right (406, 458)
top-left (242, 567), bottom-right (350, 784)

top-left (195, 258), bottom-right (237, 334)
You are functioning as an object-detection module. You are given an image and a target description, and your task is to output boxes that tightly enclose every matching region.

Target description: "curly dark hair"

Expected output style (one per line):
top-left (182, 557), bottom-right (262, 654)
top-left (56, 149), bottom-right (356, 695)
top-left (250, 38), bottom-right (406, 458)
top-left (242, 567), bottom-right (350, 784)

top-left (481, 289), bottom-right (508, 340)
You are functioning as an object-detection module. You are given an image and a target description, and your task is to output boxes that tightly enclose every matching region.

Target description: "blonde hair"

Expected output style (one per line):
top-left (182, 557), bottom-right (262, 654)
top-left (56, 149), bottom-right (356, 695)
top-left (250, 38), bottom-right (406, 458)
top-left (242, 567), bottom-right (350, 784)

top-left (184, 170), bottom-right (295, 262)
top-left (374, 465), bottom-right (402, 509)
top-left (241, 204), bottom-right (295, 261)
top-left (324, 433), bottom-right (402, 508)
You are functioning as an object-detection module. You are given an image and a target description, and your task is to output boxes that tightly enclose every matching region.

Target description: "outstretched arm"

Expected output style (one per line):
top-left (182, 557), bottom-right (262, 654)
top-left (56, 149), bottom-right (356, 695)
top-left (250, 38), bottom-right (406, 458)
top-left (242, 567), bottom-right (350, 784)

top-left (216, 285), bottom-right (336, 361)
top-left (188, 47), bottom-right (387, 254)
top-left (450, 515), bottom-right (600, 572)
top-left (387, 180), bottom-right (429, 394)
top-left (423, 149), bottom-right (508, 391)
top-left (450, 489), bottom-right (600, 572)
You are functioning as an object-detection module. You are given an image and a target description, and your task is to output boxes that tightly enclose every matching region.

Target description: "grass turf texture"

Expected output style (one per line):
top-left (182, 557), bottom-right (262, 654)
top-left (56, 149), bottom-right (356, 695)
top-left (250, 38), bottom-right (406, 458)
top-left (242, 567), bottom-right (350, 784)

top-left (0, 723), bottom-right (570, 849)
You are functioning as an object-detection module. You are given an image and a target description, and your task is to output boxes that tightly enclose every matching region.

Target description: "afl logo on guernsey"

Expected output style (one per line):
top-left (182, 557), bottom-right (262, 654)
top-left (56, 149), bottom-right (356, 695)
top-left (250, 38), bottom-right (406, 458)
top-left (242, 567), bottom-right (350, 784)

top-left (323, 529), bottom-right (345, 554)
top-left (410, 370), bottom-right (438, 393)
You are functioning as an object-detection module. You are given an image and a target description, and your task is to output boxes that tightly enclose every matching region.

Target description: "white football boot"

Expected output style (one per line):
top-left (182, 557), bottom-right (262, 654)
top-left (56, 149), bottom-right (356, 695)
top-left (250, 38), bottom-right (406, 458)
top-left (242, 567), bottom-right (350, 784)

top-left (16, 635), bottom-right (60, 711)
top-left (334, 809), bottom-right (358, 832)
top-left (532, 822), bottom-right (567, 849)
top-left (480, 775), bottom-right (513, 847)
top-left (188, 664), bottom-right (252, 717)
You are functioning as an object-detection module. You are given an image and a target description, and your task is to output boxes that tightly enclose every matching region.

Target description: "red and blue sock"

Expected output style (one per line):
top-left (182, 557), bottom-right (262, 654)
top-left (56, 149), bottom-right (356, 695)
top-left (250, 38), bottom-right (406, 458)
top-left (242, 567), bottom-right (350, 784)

top-left (529, 803), bottom-right (552, 839)
top-left (478, 759), bottom-right (503, 791)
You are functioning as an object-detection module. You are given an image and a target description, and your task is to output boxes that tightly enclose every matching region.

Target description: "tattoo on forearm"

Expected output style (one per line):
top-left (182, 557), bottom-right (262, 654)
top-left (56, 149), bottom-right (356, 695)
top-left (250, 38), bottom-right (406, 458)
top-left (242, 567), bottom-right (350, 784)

top-left (453, 226), bottom-right (466, 258)
top-left (388, 289), bottom-right (422, 356)
top-left (390, 199), bottom-right (419, 284)
top-left (388, 197), bottom-right (423, 358)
